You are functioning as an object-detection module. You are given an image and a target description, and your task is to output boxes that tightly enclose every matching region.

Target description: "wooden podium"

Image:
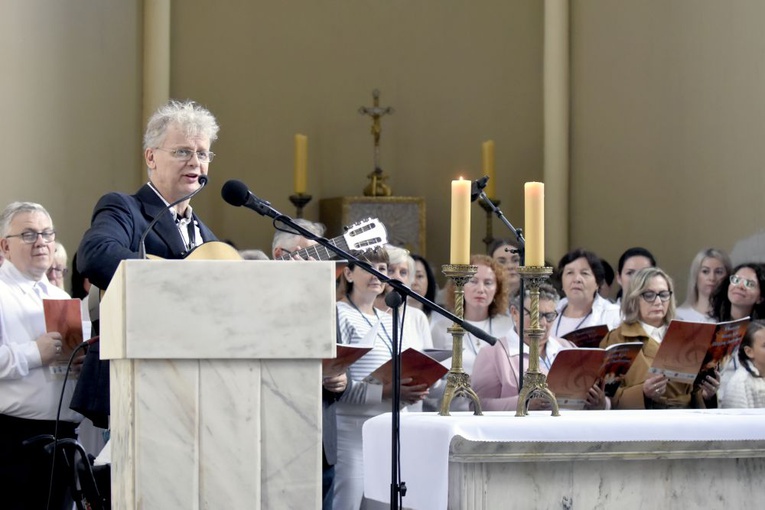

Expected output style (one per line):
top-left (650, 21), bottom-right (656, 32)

top-left (100, 259), bottom-right (336, 509)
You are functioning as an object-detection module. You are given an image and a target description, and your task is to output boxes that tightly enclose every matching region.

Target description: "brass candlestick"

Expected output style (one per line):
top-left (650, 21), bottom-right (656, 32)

top-left (439, 263), bottom-right (483, 416)
top-left (515, 265), bottom-right (560, 417)
top-left (479, 197), bottom-right (500, 253)
top-left (288, 193), bottom-right (312, 218)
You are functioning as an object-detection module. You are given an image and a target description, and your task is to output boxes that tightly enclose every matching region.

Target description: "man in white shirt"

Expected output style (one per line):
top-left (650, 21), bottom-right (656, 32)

top-left (0, 201), bottom-right (80, 510)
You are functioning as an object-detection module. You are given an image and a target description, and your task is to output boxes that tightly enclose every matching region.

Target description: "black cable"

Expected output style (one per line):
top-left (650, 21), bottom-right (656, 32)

top-left (46, 340), bottom-right (91, 510)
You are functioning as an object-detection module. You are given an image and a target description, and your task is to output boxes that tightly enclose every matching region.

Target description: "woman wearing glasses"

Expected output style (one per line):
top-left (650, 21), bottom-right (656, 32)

top-left (489, 238), bottom-right (522, 301)
top-left (473, 284), bottom-right (606, 411)
top-left (601, 267), bottom-right (721, 409)
top-left (710, 263), bottom-right (765, 399)
top-left (710, 263), bottom-right (765, 323)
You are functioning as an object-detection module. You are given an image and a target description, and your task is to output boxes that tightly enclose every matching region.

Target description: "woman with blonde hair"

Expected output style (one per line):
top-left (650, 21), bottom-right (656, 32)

top-left (601, 267), bottom-right (721, 409)
top-left (46, 241), bottom-right (68, 290)
top-left (676, 248), bottom-right (732, 322)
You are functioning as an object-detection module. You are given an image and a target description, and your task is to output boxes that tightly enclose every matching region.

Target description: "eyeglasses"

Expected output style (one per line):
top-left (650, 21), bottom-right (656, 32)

top-left (640, 290), bottom-right (672, 303)
top-left (730, 274), bottom-right (758, 289)
top-left (47, 266), bottom-right (68, 276)
top-left (5, 230), bottom-right (56, 244)
top-left (524, 307), bottom-right (559, 322)
top-left (154, 147), bottom-right (215, 163)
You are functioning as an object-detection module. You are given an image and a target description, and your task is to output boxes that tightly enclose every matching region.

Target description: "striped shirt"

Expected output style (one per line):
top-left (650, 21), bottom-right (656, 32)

top-left (336, 301), bottom-right (427, 416)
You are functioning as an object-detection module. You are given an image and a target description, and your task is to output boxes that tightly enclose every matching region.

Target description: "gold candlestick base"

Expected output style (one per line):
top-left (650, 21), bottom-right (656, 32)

top-left (288, 193), bottom-right (312, 218)
top-left (439, 264), bottom-right (483, 416)
top-left (515, 266), bottom-right (560, 417)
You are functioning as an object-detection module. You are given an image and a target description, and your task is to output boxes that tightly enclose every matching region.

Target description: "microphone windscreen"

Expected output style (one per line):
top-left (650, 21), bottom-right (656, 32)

top-left (198, 174), bottom-right (209, 186)
top-left (221, 179), bottom-right (250, 207)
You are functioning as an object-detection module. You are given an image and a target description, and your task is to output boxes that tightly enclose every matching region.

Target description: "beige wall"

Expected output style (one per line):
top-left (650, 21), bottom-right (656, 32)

top-left (0, 1), bottom-right (143, 268)
top-left (170, 1), bottom-right (543, 276)
top-left (6, 1), bottom-right (764, 300)
top-left (571, 0), bottom-right (765, 300)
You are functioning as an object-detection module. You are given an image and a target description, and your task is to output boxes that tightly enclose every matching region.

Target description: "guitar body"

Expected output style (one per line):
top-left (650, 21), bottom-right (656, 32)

top-left (146, 217), bottom-right (387, 262)
top-left (146, 241), bottom-right (243, 261)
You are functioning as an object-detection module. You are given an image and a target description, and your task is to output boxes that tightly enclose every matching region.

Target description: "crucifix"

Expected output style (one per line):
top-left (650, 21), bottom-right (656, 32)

top-left (359, 89), bottom-right (394, 196)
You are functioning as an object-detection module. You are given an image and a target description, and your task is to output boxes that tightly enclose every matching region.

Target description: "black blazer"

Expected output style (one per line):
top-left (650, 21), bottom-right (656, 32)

top-left (77, 183), bottom-right (217, 290)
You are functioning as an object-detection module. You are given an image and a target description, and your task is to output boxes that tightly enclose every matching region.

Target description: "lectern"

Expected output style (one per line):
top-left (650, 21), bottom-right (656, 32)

top-left (100, 260), bottom-right (335, 509)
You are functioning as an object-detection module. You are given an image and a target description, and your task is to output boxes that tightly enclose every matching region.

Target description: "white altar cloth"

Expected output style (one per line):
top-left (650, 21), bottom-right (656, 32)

top-left (363, 409), bottom-right (765, 510)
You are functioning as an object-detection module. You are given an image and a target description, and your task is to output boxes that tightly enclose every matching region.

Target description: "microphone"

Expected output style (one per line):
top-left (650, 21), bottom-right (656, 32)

top-left (471, 176), bottom-right (490, 202)
top-left (221, 179), bottom-right (278, 219)
top-left (137, 174), bottom-right (208, 259)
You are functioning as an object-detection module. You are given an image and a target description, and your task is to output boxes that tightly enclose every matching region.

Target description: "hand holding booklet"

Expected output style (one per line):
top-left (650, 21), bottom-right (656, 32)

top-left (546, 342), bottom-right (643, 409)
top-left (364, 348), bottom-right (448, 388)
top-left (648, 317), bottom-right (749, 384)
top-left (43, 298), bottom-right (85, 355)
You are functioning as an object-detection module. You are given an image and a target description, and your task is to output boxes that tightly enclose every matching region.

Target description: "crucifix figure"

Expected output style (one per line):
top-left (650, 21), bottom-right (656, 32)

top-left (359, 89), bottom-right (394, 196)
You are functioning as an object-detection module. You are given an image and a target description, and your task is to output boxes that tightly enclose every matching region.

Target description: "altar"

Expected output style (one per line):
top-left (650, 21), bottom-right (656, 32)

top-left (363, 409), bottom-right (765, 510)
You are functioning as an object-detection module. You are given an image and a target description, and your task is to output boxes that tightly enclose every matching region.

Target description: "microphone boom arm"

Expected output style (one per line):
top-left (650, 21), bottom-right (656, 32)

top-left (227, 185), bottom-right (497, 346)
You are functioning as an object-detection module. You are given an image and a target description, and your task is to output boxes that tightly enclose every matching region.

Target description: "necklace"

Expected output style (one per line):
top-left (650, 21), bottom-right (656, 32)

top-left (554, 304), bottom-right (593, 337)
top-left (465, 317), bottom-right (492, 355)
top-left (345, 296), bottom-right (394, 355)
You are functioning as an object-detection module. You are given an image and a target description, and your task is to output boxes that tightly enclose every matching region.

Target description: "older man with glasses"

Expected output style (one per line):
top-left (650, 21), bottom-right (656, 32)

top-left (77, 99), bottom-right (220, 291)
top-left (0, 201), bottom-right (84, 510)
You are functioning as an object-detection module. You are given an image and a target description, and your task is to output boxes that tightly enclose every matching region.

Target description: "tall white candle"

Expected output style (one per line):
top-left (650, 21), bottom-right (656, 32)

top-left (524, 182), bottom-right (544, 266)
top-left (450, 178), bottom-right (471, 264)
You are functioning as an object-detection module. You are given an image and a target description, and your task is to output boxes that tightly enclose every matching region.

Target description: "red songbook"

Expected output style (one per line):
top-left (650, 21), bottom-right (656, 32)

top-left (323, 344), bottom-right (374, 374)
top-left (43, 299), bottom-right (83, 354)
top-left (546, 342), bottom-right (643, 409)
top-left (365, 348), bottom-right (448, 388)
top-left (649, 317), bottom-right (749, 384)
top-left (561, 324), bottom-right (610, 349)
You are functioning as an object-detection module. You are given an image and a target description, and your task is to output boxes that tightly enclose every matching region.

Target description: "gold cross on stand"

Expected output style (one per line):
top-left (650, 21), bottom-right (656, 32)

top-left (359, 89), bottom-right (394, 196)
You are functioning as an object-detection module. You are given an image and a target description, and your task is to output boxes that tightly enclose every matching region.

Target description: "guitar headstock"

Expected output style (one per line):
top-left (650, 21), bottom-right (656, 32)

top-left (343, 217), bottom-right (388, 252)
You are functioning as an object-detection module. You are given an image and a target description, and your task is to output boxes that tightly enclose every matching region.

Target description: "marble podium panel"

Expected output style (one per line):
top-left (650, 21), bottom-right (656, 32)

top-left (101, 260), bottom-right (335, 510)
top-left (363, 410), bottom-right (765, 510)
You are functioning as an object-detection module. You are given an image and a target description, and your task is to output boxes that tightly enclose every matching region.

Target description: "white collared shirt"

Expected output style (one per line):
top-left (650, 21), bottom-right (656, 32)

top-left (0, 261), bottom-right (83, 421)
top-left (639, 321), bottom-right (667, 343)
top-left (147, 181), bottom-right (202, 250)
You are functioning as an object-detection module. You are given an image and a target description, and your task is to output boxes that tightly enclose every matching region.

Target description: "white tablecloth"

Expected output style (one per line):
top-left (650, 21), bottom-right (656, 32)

top-left (362, 409), bottom-right (765, 510)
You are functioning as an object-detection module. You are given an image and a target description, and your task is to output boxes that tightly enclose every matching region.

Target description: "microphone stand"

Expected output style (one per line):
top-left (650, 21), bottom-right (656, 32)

top-left (138, 176), bottom-right (208, 259)
top-left (384, 289), bottom-right (404, 509)
top-left (475, 189), bottom-right (527, 389)
top-left (230, 194), bottom-right (497, 510)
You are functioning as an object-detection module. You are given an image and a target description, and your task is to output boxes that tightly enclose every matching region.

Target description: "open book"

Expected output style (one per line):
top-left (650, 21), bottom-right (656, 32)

top-left (323, 344), bottom-right (374, 374)
top-left (648, 317), bottom-right (749, 384)
top-left (561, 324), bottom-right (610, 348)
top-left (546, 342), bottom-right (643, 409)
top-left (364, 348), bottom-right (448, 388)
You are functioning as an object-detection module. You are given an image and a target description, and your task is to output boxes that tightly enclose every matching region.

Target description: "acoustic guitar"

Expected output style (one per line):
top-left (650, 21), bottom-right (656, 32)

top-left (148, 217), bottom-right (388, 261)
